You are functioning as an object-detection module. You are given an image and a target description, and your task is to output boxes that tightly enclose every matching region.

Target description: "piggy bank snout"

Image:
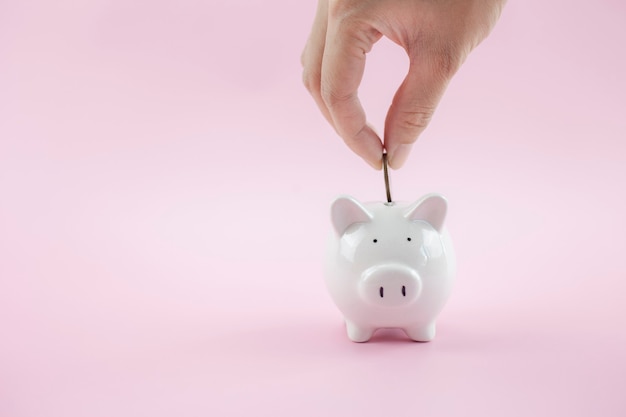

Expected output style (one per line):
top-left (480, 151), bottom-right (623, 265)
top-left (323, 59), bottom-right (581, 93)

top-left (359, 265), bottom-right (422, 307)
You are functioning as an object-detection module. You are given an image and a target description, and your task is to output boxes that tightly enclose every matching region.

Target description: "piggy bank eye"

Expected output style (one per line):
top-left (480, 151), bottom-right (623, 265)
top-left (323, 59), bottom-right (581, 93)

top-left (373, 239), bottom-right (378, 243)
top-left (407, 237), bottom-right (412, 242)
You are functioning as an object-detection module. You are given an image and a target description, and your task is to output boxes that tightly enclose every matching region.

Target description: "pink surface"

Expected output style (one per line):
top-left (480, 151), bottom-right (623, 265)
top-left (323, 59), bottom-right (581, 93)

top-left (1, 1), bottom-right (625, 416)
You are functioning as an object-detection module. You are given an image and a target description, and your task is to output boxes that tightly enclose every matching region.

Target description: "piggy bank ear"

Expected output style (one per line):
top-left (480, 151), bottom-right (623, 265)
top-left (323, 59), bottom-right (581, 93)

top-left (404, 194), bottom-right (447, 232)
top-left (330, 196), bottom-right (372, 236)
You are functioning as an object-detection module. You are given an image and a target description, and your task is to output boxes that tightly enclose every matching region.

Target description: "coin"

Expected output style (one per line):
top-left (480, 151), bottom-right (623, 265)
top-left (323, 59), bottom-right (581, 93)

top-left (383, 152), bottom-right (392, 203)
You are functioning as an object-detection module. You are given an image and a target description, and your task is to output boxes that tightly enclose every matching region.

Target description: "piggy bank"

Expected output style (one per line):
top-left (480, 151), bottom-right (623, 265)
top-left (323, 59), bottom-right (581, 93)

top-left (324, 194), bottom-right (456, 342)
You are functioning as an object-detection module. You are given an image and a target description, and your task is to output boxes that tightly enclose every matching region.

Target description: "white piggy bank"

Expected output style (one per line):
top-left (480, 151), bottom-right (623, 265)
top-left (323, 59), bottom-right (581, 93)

top-left (325, 194), bottom-right (456, 342)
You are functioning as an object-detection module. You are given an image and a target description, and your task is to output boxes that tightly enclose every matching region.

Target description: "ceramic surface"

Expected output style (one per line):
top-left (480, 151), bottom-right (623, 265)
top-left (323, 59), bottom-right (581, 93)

top-left (325, 194), bottom-right (456, 342)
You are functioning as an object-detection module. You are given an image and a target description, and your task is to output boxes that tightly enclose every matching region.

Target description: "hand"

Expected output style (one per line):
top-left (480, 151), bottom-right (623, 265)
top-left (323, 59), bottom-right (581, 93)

top-left (301, 0), bottom-right (505, 169)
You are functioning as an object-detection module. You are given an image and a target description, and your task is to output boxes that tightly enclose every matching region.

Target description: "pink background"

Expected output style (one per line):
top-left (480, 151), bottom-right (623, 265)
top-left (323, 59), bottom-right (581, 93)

top-left (1, 1), bottom-right (625, 416)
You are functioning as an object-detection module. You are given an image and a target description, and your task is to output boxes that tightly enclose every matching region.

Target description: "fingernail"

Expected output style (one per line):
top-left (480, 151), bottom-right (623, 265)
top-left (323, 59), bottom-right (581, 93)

top-left (388, 144), bottom-right (412, 169)
top-left (359, 126), bottom-right (384, 170)
top-left (367, 154), bottom-right (383, 170)
top-left (360, 146), bottom-right (382, 170)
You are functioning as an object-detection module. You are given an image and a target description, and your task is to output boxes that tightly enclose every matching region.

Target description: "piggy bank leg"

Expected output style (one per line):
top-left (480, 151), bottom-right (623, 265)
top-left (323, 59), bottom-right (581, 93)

top-left (404, 322), bottom-right (436, 342)
top-left (345, 320), bottom-right (374, 343)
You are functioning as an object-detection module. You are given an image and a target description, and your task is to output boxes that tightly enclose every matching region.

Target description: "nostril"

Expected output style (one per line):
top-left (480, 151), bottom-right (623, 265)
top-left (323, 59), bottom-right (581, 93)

top-left (379, 287), bottom-right (384, 298)
top-left (402, 285), bottom-right (406, 297)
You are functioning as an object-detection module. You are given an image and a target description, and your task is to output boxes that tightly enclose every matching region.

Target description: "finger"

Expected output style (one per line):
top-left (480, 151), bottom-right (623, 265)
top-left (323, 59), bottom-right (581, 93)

top-left (384, 49), bottom-right (461, 169)
top-left (321, 16), bottom-right (383, 169)
top-left (301, 0), bottom-right (334, 127)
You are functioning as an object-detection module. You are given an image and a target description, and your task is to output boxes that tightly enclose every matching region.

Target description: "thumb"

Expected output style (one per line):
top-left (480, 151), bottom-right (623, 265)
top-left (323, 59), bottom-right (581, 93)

top-left (384, 53), bottom-right (458, 169)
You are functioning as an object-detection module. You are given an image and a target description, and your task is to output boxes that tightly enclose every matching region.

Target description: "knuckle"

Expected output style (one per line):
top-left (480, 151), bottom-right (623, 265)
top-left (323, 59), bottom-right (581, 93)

top-left (320, 85), bottom-right (354, 110)
top-left (302, 70), bottom-right (320, 95)
top-left (430, 43), bottom-right (465, 79)
top-left (328, 0), bottom-right (359, 20)
top-left (398, 106), bottom-right (435, 131)
top-left (300, 49), bottom-right (306, 68)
